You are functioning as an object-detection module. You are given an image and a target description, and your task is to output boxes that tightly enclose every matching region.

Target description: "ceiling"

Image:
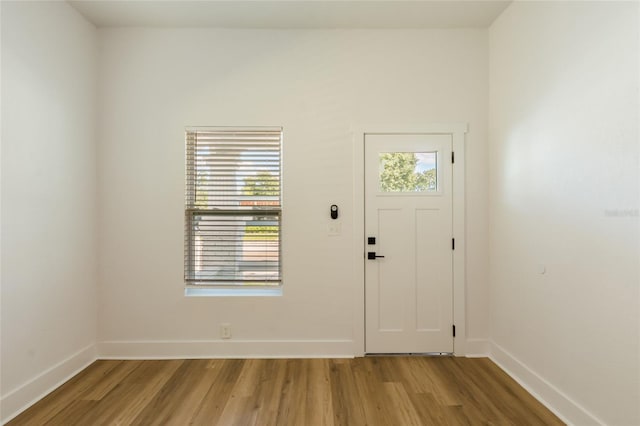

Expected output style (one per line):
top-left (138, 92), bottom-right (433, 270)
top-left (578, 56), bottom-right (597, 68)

top-left (68, 0), bottom-right (512, 29)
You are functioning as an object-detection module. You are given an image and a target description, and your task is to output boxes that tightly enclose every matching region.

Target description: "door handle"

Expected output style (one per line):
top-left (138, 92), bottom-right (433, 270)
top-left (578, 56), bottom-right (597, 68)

top-left (367, 252), bottom-right (385, 260)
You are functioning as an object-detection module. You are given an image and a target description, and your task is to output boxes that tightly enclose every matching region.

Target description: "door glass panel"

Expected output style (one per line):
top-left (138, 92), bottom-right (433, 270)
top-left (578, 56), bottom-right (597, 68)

top-left (378, 152), bottom-right (437, 192)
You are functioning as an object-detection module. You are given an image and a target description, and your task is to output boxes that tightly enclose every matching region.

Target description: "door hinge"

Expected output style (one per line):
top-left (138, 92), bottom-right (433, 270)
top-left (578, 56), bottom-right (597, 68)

top-left (453, 325), bottom-right (456, 337)
top-left (451, 151), bottom-right (455, 164)
top-left (452, 238), bottom-right (455, 250)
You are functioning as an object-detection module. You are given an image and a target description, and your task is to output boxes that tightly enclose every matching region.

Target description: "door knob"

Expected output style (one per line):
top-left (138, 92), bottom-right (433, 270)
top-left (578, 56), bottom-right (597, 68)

top-left (367, 252), bottom-right (385, 260)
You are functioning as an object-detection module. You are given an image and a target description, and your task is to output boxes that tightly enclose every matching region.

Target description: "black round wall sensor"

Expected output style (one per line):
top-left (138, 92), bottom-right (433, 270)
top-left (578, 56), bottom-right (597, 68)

top-left (330, 204), bottom-right (338, 219)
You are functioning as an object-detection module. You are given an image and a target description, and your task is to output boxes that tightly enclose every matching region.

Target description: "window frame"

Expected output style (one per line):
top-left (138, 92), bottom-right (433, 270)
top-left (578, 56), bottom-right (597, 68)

top-left (184, 126), bottom-right (283, 290)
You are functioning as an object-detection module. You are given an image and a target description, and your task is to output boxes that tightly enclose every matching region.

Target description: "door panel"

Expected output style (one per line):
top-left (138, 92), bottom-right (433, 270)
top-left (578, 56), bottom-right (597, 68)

top-left (365, 134), bottom-right (453, 354)
top-left (378, 208), bottom-right (405, 331)
top-left (416, 208), bottom-right (444, 331)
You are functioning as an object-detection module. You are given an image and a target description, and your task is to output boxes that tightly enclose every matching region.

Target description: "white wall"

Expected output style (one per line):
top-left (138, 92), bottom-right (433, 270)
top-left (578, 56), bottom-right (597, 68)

top-left (1, 1), bottom-right (98, 421)
top-left (97, 28), bottom-right (490, 357)
top-left (489, 2), bottom-right (639, 425)
top-left (3, 1), bottom-right (638, 423)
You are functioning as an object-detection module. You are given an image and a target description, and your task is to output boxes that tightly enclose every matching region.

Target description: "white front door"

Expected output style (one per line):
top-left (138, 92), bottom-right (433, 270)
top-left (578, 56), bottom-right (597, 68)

top-left (365, 133), bottom-right (453, 354)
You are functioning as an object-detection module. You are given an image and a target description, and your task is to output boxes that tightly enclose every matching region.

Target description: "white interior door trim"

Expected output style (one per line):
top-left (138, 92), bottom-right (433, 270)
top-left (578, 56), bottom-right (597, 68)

top-left (352, 124), bottom-right (468, 356)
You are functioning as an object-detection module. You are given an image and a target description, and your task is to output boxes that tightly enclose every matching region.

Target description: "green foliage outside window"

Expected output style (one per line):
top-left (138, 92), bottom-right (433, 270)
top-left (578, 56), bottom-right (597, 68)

top-left (379, 153), bottom-right (436, 192)
top-left (243, 172), bottom-right (279, 197)
top-left (243, 172), bottom-right (279, 241)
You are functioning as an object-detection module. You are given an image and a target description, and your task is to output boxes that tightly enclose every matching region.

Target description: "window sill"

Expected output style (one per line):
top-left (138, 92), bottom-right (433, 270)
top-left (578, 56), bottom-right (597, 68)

top-left (184, 286), bottom-right (283, 297)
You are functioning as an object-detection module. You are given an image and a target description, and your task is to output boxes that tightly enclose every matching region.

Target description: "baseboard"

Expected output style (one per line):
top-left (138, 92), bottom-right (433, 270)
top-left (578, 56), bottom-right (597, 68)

top-left (489, 341), bottom-right (603, 426)
top-left (465, 338), bottom-right (490, 357)
top-left (1, 344), bottom-right (97, 424)
top-left (97, 339), bottom-right (355, 359)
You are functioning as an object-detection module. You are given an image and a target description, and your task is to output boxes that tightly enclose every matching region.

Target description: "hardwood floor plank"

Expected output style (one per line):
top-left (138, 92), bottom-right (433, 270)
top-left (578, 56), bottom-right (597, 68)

top-left (304, 359), bottom-right (334, 426)
top-left (8, 356), bottom-right (565, 426)
top-left (429, 357), bottom-right (512, 423)
top-left (130, 359), bottom-right (217, 426)
top-left (395, 356), bottom-right (435, 394)
top-left (216, 359), bottom-right (270, 426)
top-left (352, 357), bottom-right (398, 426)
top-left (65, 360), bottom-right (185, 426)
top-left (188, 359), bottom-right (246, 425)
top-left (382, 382), bottom-right (425, 426)
top-left (72, 384), bottom-right (142, 425)
top-left (468, 358), bottom-right (563, 426)
top-left (43, 400), bottom-right (98, 426)
top-left (273, 359), bottom-right (309, 426)
top-left (108, 360), bottom-right (185, 425)
top-left (328, 359), bottom-right (368, 426)
top-left (443, 405), bottom-right (475, 426)
top-left (7, 361), bottom-right (123, 426)
top-left (80, 360), bottom-right (142, 401)
top-left (405, 391), bottom-right (449, 425)
top-left (414, 357), bottom-right (464, 407)
top-left (247, 358), bottom-right (286, 426)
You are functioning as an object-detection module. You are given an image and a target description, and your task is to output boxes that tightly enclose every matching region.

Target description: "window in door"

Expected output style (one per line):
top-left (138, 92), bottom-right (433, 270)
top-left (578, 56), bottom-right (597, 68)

top-left (378, 152), bottom-right (438, 192)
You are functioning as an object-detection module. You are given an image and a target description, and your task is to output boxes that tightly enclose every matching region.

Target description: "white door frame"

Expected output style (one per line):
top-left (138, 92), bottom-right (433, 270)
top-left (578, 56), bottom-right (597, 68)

top-left (352, 124), bottom-right (468, 356)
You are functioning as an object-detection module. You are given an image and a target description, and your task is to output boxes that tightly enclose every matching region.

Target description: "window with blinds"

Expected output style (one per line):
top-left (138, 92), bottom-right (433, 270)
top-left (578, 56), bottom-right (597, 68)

top-left (185, 127), bottom-right (282, 286)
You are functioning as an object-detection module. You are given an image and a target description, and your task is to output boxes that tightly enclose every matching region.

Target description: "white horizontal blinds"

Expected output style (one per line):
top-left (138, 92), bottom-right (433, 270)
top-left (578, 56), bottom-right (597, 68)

top-left (186, 129), bottom-right (281, 209)
top-left (185, 128), bottom-right (282, 285)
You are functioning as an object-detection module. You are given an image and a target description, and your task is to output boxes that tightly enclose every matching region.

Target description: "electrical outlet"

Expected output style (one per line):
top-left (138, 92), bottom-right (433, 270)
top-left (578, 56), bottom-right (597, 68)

top-left (220, 323), bottom-right (231, 339)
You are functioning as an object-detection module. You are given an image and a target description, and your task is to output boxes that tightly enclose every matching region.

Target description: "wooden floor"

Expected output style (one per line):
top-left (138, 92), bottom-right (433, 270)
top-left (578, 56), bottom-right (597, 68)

top-left (8, 357), bottom-right (563, 426)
